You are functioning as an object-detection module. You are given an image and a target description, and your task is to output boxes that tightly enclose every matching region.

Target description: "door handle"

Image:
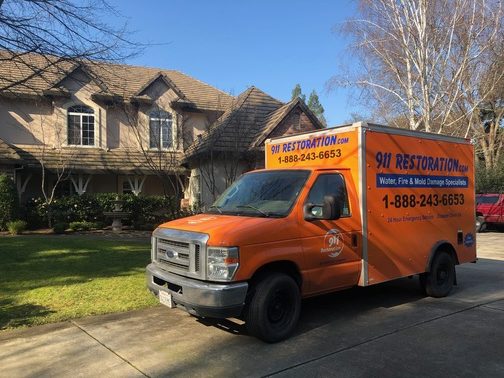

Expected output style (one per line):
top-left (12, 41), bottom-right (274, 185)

top-left (351, 233), bottom-right (358, 248)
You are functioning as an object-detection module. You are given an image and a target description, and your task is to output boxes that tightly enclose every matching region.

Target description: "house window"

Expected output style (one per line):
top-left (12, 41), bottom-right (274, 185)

top-left (68, 105), bottom-right (95, 146)
top-left (149, 110), bottom-right (173, 149)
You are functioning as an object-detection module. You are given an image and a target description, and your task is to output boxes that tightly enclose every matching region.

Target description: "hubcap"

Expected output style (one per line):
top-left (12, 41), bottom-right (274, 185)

top-left (268, 291), bottom-right (291, 325)
top-left (436, 264), bottom-right (449, 285)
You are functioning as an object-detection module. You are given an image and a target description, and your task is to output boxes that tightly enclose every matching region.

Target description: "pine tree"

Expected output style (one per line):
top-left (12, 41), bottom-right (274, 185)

top-left (308, 90), bottom-right (327, 126)
top-left (291, 84), bottom-right (306, 102)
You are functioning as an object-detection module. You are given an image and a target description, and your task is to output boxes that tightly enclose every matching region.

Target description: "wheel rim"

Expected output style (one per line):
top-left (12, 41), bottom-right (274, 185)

top-left (267, 289), bottom-right (294, 327)
top-left (436, 262), bottom-right (450, 286)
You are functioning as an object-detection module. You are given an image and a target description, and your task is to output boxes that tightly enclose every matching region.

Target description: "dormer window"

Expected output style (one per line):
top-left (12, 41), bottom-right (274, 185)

top-left (149, 110), bottom-right (173, 149)
top-left (67, 105), bottom-right (95, 146)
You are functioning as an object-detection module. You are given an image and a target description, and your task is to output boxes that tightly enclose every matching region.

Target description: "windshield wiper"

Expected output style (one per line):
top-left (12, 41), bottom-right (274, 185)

top-left (236, 205), bottom-right (269, 217)
top-left (208, 205), bottom-right (223, 214)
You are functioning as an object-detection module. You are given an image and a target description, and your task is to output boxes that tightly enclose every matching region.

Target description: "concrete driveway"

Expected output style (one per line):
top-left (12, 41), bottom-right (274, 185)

top-left (1, 233), bottom-right (503, 378)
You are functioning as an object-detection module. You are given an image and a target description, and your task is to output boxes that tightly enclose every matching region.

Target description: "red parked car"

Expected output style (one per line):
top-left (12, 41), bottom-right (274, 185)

top-left (476, 193), bottom-right (504, 232)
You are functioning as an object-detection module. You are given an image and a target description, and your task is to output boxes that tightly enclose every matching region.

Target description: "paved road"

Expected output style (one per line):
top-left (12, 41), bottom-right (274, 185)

top-left (1, 233), bottom-right (503, 377)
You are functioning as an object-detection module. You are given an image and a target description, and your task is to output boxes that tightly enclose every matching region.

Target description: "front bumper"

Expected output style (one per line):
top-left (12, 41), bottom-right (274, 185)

top-left (146, 263), bottom-right (248, 318)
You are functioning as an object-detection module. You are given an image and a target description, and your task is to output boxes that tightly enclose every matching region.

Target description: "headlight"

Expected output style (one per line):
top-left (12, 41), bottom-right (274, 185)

top-left (207, 247), bottom-right (239, 281)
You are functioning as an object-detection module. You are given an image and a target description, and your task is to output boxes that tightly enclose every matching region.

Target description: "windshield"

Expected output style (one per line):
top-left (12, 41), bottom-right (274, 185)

top-left (477, 195), bottom-right (499, 204)
top-left (207, 170), bottom-right (310, 217)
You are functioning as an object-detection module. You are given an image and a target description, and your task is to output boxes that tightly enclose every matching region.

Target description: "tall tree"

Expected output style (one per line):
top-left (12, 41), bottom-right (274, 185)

top-left (291, 84), bottom-right (306, 102)
top-left (308, 90), bottom-right (327, 126)
top-left (334, 0), bottom-right (504, 169)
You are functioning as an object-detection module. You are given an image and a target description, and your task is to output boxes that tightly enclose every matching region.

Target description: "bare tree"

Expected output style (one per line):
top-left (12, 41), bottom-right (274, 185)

top-left (0, 0), bottom-right (138, 92)
top-left (196, 114), bottom-right (256, 206)
top-left (120, 101), bottom-right (186, 214)
top-left (37, 109), bottom-right (75, 226)
top-left (333, 0), bottom-right (504, 167)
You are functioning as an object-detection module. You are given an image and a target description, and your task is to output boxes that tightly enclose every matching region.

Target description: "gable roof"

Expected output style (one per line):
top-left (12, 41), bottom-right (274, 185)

top-left (0, 51), bottom-right (75, 97)
top-left (0, 50), bottom-right (233, 111)
top-left (251, 98), bottom-right (325, 148)
top-left (184, 91), bottom-right (326, 160)
top-left (184, 86), bottom-right (283, 159)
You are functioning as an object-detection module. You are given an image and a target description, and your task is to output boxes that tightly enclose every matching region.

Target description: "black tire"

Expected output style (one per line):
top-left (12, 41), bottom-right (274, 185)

top-left (424, 252), bottom-right (455, 298)
top-left (476, 216), bottom-right (486, 233)
top-left (419, 273), bottom-right (427, 294)
top-left (246, 273), bottom-right (301, 343)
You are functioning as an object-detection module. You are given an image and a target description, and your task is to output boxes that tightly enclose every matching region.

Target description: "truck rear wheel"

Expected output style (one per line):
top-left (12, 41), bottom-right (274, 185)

top-left (245, 273), bottom-right (301, 343)
top-left (423, 252), bottom-right (455, 298)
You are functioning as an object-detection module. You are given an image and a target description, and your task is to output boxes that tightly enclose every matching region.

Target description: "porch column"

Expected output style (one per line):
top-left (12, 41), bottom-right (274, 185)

top-left (71, 174), bottom-right (92, 196)
top-left (16, 173), bottom-right (32, 200)
top-left (127, 175), bottom-right (147, 196)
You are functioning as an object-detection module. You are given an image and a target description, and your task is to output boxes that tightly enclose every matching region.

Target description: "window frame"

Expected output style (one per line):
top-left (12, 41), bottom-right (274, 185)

top-left (304, 172), bottom-right (352, 219)
top-left (149, 109), bottom-right (174, 150)
top-left (67, 105), bottom-right (95, 147)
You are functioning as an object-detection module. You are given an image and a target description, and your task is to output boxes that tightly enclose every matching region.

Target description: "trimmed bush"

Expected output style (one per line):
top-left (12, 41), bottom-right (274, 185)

top-left (7, 220), bottom-right (27, 235)
top-left (0, 174), bottom-right (19, 231)
top-left (69, 221), bottom-right (99, 231)
top-left (52, 222), bottom-right (68, 234)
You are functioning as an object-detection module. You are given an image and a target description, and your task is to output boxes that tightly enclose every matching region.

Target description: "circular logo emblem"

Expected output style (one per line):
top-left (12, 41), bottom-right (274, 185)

top-left (165, 249), bottom-right (178, 259)
top-left (321, 229), bottom-right (344, 258)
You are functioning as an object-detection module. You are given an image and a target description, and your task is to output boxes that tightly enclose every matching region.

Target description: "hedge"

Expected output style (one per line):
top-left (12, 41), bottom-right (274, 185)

top-left (23, 193), bottom-right (186, 230)
top-left (0, 174), bottom-right (20, 231)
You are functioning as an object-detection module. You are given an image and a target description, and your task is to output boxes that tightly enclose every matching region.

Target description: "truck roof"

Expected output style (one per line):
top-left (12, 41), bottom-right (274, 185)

top-left (266, 122), bottom-right (471, 145)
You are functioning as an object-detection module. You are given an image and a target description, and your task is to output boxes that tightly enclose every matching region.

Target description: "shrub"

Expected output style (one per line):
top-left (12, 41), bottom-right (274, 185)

top-left (24, 193), bottom-right (181, 230)
top-left (0, 174), bottom-right (19, 231)
top-left (7, 220), bottom-right (27, 235)
top-left (52, 222), bottom-right (68, 234)
top-left (69, 221), bottom-right (100, 231)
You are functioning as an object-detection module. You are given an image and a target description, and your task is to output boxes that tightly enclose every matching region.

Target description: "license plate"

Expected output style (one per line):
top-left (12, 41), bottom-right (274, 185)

top-left (159, 290), bottom-right (175, 308)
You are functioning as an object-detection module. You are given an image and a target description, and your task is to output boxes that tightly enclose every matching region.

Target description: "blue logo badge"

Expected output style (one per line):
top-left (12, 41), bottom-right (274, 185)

top-left (464, 233), bottom-right (475, 247)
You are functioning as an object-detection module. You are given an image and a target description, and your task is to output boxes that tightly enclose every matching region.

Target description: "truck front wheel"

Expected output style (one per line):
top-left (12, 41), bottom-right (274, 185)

top-left (422, 252), bottom-right (455, 298)
top-left (245, 273), bottom-right (301, 343)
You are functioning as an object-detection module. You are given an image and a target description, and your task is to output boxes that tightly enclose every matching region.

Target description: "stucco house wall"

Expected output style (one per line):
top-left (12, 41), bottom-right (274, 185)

top-left (0, 51), bottom-right (325, 209)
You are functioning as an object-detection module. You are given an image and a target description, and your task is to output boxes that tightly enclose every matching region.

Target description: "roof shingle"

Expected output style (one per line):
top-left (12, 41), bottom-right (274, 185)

top-left (0, 50), bottom-right (233, 111)
top-left (0, 138), bottom-right (22, 164)
top-left (12, 145), bottom-right (186, 175)
top-left (184, 87), bottom-right (284, 158)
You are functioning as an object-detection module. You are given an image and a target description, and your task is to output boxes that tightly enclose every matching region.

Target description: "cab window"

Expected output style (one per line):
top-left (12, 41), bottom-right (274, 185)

top-left (306, 174), bottom-right (350, 217)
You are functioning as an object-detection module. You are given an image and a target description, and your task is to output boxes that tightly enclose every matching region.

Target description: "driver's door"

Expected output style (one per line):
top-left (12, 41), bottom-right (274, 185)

top-left (299, 171), bottom-right (362, 295)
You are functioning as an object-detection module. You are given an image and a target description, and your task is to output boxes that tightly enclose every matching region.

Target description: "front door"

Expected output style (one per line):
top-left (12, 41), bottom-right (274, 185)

top-left (299, 171), bottom-right (362, 295)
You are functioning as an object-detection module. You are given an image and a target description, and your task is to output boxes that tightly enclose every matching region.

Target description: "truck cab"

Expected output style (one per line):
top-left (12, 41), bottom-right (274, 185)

top-left (147, 167), bottom-right (361, 341)
top-left (476, 193), bottom-right (504, 232)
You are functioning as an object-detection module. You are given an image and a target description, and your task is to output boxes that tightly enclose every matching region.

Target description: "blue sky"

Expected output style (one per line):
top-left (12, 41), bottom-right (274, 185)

top-left (109, 0), bottom-right (358, 126)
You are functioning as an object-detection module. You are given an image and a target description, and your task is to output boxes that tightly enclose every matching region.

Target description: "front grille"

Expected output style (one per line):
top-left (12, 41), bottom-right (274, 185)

top-left (156, 236), bottom-right (202, 276)
top-left (158, 239), bottom-right (189, 249)
top-left (195, 245), bottom-right (200, 272)
top-left (159, 258), bottom-right (188, 270)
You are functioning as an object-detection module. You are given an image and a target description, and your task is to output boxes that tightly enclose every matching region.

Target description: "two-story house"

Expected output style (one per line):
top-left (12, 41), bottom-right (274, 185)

top-left (0, 50), bottom-right (324, 207)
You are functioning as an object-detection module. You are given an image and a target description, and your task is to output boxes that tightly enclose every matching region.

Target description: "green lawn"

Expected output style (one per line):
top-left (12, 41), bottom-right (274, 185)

top-left (0, 235), bottom-right (158, 330)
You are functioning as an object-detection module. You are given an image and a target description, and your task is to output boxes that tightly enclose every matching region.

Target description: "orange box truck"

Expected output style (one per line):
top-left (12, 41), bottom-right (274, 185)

top-left (146, 122), bottom-right (476, 342)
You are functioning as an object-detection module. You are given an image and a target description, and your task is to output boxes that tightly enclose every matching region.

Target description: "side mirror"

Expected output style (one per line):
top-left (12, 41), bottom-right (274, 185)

top-left (304, 195), bottom-right (341, 221)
